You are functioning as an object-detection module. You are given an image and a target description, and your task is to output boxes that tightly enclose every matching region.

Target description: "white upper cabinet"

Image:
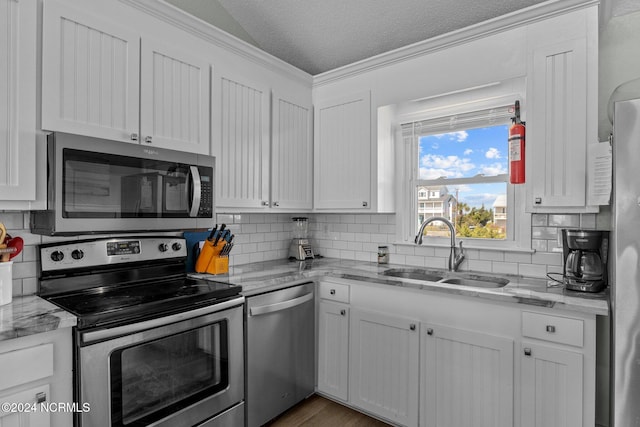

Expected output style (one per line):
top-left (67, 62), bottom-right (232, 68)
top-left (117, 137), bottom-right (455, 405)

top-left (42, 0), bottom-right (140, 143)
top-left (271, 90), bottom-right (313, 210)
top-left (213, 72), bottom-right (312, 211)
top-left (314, 91), bottom-right (372, 210)
top-left (0, 0), bottom-right (37, 202)
top-left (525, 6), bottom-right (598, 212)
top-left (140, 39), bottom-right (209, 153)
top-left (42, 0), bottom-right (209, 154)
top-left (214, 74), bottom-right (270, 209)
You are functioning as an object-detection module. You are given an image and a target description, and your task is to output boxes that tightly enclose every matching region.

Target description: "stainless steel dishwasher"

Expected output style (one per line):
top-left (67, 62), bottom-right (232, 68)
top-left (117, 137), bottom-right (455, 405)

top-left (246, 282), bottom-right (315, 427)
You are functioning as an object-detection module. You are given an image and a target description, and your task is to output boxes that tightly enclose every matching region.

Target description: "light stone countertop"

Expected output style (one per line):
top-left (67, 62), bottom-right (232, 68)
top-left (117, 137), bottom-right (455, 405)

top-left (192, 257), bottom-right (610, 316)
top-left (0, 295), bottom-right (77, 343)
top-left (0, 257), bottom-right (608, 345)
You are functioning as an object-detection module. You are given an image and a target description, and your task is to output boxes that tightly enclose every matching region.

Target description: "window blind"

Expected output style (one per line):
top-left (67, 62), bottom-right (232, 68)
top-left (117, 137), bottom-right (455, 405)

top-left (401, 104), bottom-right (514, 137)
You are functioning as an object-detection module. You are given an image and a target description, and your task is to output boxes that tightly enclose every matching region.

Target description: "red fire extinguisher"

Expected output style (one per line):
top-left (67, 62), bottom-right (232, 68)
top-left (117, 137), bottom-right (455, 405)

top-left (508, 100), bottom-right (525, 184)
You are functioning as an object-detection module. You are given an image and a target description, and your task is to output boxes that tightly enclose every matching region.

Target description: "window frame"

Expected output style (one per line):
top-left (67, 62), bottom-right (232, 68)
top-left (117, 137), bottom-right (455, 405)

top-left (394, 80), bottom-right (531, 251)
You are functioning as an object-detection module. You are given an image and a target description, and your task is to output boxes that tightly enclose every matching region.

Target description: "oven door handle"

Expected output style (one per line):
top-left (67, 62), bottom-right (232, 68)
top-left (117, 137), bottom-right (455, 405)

top-left (249, 292), bottom-right (313, 317)
top-left (81, 296), bottom-right (244, 344)
top-left (189, 165), bottom-right (202, 217)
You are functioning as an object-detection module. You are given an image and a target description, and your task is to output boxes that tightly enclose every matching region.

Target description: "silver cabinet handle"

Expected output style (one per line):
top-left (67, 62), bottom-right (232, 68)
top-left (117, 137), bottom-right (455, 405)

top-left (410, 324), bottom-right (416, 331)
top-left (273, 201), bottom-right (280, 207)
top-left (546, 325), bottom-right (556, 333)
top-left (36, 392), bottom-right (47, 404)
top-left (144, 136), bottom-right (153, 143)
top-left (426, 328), bottom-right (434, 335)
top-left (330, 289), bottom-right (336, 295)
top-left (340, 309), bottom-right (346, 316)
top-left (261, 201), bottom-right (270, 207)
top-left (362, 201), bottom-right (368, 207)
top-left (524, 348), bottom-right (532, 356)
top-left (131, 133), bottom-right (139, 141)
top-left (249, 292), bottom-right (314, 316)
top-left (534, 197), bottom-right (542, 205)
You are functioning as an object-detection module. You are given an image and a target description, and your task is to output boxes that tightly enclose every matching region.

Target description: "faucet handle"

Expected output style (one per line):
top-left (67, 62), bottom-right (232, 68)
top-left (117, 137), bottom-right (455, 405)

top-left (458, 241), bottom-right (464, 253)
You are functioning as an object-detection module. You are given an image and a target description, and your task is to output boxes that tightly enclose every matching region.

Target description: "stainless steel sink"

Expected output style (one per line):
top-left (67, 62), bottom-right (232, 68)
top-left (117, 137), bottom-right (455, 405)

top-left (439, 274), bottom-right (509, 288)
top-left (381, 268), bottom-right (509, 288)
top-left (381, 268), bottom-right (444, 282)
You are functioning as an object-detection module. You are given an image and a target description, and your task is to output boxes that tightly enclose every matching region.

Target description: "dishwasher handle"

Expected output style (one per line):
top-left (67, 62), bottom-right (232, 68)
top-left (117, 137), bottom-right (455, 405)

top-left (249, 292), bottom-right (314, 316)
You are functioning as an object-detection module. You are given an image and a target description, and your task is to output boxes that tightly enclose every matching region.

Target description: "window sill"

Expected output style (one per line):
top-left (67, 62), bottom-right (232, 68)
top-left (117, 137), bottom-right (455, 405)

top-left (392, 241), bottom-right (535, 254)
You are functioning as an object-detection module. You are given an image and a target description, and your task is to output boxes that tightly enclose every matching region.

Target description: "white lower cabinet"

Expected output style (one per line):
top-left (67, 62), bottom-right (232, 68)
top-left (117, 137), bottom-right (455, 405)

top-left (317, 301), bottom-right (349, 401)
top-left (0, 384), bottom-right (51, 427)
top-left (0, 329), bottom-right (73, 427)
top-left (315, 279), bottom-right (597, 427)
top-left (520, 342), bottom-right (583, 427)
top-left (421, 324), bottom-right (514, 427)
top-left (349, 308), bottom-right (419, 427)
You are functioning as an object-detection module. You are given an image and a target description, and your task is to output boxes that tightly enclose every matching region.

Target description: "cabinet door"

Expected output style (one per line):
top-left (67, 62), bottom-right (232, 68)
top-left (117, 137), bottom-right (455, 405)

top-left (314, 91), bottom-right (371, 210)
top-left (520, 342), bottom-right (583, 427)
top-left (41, 0), bottom-right (140, 143)
top-left (349, 308), bottom-right (419, 426)
top-left (0, 0), bottom-right (36, 201)
top-left (140, 38), bottom-right (210, 154)
top-left (271, 91), bottom-right (313, 210)
top-left (421, 324), bottom-right (514, 427)
top-left (526, 38), bottom-right (588, 209)
top-left (0, 384), bottom-right (50, 427)
top-left (214, 75), bottom-right (270, 208)
top-left (317, 301), bottom-right (349, 401)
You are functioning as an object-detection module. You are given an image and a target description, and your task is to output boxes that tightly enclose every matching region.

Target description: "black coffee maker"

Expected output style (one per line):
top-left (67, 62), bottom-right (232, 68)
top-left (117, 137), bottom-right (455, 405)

top-left (561, 229), bottom-right (609, 292)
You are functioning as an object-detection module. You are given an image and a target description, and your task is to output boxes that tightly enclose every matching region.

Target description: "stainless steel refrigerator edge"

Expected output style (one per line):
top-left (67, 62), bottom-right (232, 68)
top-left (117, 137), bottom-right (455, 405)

top-left (611, 96), bottom-right (640, 426)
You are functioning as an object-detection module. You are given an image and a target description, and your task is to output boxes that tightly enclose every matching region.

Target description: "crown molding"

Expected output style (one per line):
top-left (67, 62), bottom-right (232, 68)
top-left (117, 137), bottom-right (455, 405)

top-left (313, 0), bottom-right (599, 87)
top-left (118, 0), bottom-right (313, 86)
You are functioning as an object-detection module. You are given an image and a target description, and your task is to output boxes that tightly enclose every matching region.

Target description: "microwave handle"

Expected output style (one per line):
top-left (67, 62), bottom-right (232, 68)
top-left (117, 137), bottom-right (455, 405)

top-left (189, 166), bottom-right (202, 217)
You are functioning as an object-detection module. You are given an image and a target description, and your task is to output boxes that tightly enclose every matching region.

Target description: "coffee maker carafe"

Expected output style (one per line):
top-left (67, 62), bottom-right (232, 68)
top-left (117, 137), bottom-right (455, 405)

top-left (562, 229), bottom-right (608, 292)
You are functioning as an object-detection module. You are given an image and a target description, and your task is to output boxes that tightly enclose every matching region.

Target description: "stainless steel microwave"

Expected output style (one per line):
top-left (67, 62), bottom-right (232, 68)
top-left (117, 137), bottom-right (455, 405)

top-left (30, 133), bottom-right (214, 235)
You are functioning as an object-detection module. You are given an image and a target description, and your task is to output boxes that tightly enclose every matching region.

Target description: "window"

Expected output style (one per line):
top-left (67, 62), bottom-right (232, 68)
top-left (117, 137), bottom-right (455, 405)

top-left (397, 89), bottom-right (530, 249)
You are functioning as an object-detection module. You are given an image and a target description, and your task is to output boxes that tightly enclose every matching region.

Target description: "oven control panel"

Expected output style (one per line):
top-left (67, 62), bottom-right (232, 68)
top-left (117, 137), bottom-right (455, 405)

top-left (40, 237), bottom-right (188, 272)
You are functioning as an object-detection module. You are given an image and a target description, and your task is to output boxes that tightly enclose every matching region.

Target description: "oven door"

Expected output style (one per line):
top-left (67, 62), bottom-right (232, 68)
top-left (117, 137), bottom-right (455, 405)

top-left (76, 297), bottom-right (244, 427)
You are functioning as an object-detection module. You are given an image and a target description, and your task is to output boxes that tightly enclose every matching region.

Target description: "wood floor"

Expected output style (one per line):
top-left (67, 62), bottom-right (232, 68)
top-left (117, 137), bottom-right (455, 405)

top-left (265, 394), bottom-right (391, 427)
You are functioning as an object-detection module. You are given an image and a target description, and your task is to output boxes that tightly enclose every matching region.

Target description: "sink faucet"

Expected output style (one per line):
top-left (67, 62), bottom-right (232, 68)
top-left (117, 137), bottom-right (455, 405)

top-left (415, 216), bottom-right (465, 271)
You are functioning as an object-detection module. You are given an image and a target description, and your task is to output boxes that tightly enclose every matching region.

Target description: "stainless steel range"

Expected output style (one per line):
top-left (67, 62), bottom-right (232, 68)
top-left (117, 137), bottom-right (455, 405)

top-left (38, 236), bottom-right (244, 427)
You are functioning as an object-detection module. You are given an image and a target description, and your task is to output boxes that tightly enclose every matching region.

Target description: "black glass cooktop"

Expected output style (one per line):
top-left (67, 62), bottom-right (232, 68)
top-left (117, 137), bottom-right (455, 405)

top-left (47, 277), bottom-right (242, 330)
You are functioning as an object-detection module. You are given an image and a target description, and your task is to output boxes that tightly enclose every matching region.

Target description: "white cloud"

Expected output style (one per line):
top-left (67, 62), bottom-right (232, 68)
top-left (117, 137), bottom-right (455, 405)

top-left (433, 131), bottom-right (469, 142)
top-left (463, 148), bottom-right (473, 156)
top-left (485, 147), bottom-right (501, 159)
top-left (420, 154), bottom-right (475, 179)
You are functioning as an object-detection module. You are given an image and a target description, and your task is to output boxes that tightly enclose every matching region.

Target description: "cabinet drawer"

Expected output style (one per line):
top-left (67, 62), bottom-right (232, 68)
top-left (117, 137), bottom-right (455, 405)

top-left (0, 344), bottom-right (54, 390)
top-left (319, 282), bottom-right (350, 303)
top-left (522, 311), bottom-right (583, 347)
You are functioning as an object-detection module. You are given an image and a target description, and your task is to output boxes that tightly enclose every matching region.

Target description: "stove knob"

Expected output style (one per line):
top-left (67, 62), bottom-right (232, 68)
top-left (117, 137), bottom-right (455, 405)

top-left (172, 242), bottom-right (182, 251)
top-left (50, 250), bottom-right (64, 262)
top-left (158, 243), bottom-right (169, 252)
top-left (71, 249), bottom-right (84, 260)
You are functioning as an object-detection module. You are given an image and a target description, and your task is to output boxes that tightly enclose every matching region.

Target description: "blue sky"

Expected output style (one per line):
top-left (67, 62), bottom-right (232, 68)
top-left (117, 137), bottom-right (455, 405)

top-left (419, 125), bottom-right (508, 209)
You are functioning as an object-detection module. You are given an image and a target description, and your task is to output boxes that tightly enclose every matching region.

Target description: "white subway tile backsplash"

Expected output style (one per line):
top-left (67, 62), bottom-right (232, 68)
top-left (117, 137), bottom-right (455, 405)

top-left (518, 263), bottom-right (548, 278)
top-left (531, 214), bottom-right (548, 226)
top-left (492, 262), bottom-right (519, 275)
top-left (549, 214), bottom-right (580, 227)
top-left (2, 208), bottom-right (608, 298)
top-left (406, 255), bottom-right (427, 267)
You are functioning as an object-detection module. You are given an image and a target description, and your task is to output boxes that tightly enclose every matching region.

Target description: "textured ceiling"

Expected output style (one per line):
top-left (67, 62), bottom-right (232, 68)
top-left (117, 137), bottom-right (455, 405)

top-left (167, 0), bottom-right (640, 75)
top-left (214, 0), bottom-right (548, 75)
